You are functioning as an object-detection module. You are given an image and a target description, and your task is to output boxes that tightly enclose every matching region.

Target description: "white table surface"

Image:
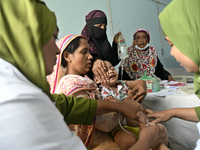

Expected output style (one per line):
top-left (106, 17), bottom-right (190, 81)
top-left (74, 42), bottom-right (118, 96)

top-left (142, 85), bottom-right (200, 150)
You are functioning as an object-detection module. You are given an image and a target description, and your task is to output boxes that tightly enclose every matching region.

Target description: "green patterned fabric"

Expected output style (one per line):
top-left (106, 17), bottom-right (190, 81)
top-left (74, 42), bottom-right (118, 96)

top-left (159, 0), bottom-right (200, 98)
top-left (0, 0), bottom-right (56, 99)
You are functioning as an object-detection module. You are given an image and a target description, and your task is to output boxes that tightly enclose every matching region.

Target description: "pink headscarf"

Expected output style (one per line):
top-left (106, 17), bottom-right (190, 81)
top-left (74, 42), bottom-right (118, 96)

top-left (47, 34), bottom-right (85, 93)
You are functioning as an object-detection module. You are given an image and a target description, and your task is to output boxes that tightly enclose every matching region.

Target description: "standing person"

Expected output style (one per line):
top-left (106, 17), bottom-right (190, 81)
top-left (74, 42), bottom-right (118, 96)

top-left (145, 0), bottom-right (200, 150)
top-left (81, 9), bottom-right (121, 81)
top-left (119, 28), bottom-right (174, 82)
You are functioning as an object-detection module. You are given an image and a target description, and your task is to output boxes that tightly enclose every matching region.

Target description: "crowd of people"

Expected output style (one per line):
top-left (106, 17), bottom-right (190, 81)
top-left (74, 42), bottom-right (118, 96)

top-left (1, 0), bottom-right (200, 150)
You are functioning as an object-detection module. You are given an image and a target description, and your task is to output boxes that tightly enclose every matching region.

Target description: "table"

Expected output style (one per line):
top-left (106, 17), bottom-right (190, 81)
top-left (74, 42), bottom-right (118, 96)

top-left (141, 86), bottom-right (200, 150)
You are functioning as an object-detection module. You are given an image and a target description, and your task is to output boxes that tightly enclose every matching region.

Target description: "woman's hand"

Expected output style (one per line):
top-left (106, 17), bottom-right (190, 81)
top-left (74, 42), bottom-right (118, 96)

top-left (147, 108), bottom-right (199, 123)
top-left (127, 80), bottom-right (147, 103)
top-left (120, 100), bottom-right (145, 120)
top-left (113, 31), bottom-right (121, 43)
top-left (168, 75), bottom-right (175, 82)
top-left (92, 59), bottom-right (109, 83)
top-left (146, 109), bottom-right (174, 124)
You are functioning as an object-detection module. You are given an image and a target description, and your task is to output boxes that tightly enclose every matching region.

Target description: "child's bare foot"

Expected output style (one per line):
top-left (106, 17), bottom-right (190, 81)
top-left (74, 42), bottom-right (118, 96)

top-left (137, 111), bottom-right (150, 124)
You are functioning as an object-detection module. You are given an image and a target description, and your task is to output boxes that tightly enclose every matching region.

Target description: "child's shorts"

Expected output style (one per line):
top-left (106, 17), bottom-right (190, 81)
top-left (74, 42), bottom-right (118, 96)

top-left (110, 126), bottom-right (140, 140)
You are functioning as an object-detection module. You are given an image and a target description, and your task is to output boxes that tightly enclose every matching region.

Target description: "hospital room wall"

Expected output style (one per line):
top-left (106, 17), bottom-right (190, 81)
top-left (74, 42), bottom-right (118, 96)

top-left (43, 0), bottom-right (193, 76)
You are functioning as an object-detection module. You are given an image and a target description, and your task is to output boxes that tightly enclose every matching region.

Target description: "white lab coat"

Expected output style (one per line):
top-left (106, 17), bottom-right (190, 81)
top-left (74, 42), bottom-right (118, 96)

top-left (0, 58), bottom-right (86, 150)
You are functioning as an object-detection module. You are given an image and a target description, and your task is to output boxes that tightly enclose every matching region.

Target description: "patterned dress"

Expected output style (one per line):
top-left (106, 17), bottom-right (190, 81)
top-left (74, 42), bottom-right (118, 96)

top-left (99, 80), bottom-right (129, 101)
top-left (55, 74), bottom-right (120, 149)
top-left (120, 45), bottom-right (158, 80)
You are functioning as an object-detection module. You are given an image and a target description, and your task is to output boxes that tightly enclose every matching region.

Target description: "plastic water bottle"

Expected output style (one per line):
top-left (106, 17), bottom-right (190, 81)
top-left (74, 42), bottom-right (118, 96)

top-left (117, 32), bottom-right (128, 60)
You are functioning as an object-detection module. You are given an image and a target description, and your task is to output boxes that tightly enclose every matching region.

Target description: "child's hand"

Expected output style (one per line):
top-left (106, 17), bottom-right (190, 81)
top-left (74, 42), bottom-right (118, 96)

top-left (104, 96), bottom-right (115, 101)
top-left (105, 96), bottom-right (119, 102)
top-left (122, 91), bottom-right (135, 101)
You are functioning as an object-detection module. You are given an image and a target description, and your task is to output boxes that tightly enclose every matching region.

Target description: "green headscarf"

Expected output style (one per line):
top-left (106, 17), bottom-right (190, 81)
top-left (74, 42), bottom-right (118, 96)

top-left (0, 0), bottom-right (56, 99)
top-left (159, 0), bottom-right (200, 98)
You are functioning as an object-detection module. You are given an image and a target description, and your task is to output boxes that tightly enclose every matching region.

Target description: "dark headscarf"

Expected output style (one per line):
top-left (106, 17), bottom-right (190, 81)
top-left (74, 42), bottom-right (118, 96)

top-left (81, 10), bottom-right (115, 63)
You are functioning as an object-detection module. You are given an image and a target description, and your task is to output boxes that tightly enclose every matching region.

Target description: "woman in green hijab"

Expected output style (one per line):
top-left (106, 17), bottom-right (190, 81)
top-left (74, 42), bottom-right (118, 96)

top-left (0, 0), bottom-right (89, 149)
top-left (147, 0), bottom-right (200, 149)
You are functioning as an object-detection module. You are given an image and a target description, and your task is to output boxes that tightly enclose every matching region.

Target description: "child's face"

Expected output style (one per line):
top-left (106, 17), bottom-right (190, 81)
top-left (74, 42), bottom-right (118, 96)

top-left (165, 36), bottom-right (199, 73)
top-left (101, 61), bottom-right (118, 86)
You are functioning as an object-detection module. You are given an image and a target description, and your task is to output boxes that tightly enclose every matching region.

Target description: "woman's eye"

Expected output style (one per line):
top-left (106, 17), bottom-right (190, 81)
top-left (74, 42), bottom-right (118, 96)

top-left (53, 35), bottom-right (59, 42)
top-left (81, 50), bottom-right (87, 54)
top-left (94, 24), bottom-right (101, 28)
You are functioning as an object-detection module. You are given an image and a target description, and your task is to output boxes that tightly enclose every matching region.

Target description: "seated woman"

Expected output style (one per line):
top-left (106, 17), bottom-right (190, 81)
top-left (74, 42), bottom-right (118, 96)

top-left (119, 28), bottom-right (174, 82)
top-left (47, 34), bottom-right (121, 149)
top-left (47, 34), bottom-right (168, 150)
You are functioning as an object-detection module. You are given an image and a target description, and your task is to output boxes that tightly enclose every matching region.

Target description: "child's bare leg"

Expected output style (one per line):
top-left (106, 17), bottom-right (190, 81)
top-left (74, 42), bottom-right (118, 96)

top-left (126, 117), bottom-right (139, 127)
top-left (152, 143), bottom-right (170, 150)
top-left (114, 129), bottom-right (137, 150)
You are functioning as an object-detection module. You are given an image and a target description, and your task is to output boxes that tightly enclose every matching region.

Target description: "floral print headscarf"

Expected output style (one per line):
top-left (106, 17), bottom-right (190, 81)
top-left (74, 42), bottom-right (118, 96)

top-left (120, 28), bottom-right (158, 80)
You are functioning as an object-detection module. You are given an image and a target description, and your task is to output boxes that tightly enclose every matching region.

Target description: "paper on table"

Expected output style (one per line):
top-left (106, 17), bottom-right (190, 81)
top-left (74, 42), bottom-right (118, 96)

top-left (147, 90), bottom-right (181, 97)
top-left (159, 80), bottom-right (186, 86)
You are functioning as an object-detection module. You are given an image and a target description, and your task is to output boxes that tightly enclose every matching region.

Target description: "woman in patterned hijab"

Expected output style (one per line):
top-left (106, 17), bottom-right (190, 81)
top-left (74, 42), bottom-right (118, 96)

top-left (119, 28), bottom-right (174, 81)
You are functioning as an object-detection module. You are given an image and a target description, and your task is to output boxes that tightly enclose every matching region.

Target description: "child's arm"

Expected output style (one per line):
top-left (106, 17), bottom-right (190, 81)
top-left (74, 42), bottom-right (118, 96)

top-left (125, 80), bottom-right (147, 103)
top-left (123, 90), bottom-right (135, 101)
top-left (146, 108), bottom-right (199, 124)
top-left (104, 96), bottom-right (119, 102)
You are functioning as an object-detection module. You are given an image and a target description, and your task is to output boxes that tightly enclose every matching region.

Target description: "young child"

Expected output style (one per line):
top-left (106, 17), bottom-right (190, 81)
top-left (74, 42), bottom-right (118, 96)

top-left (94, 60), bottom-right (168, 150)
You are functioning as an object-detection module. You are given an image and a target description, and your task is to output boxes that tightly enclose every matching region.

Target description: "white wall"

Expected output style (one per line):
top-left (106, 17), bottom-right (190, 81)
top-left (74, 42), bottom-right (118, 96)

top-left (43, 0), bottom-right (187, 75)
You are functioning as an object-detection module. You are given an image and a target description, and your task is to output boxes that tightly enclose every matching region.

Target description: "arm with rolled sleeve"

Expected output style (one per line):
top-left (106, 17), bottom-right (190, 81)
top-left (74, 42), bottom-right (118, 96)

top-left (52, 94), bottom-right (97, 125)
